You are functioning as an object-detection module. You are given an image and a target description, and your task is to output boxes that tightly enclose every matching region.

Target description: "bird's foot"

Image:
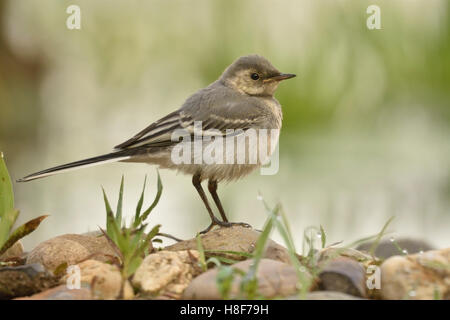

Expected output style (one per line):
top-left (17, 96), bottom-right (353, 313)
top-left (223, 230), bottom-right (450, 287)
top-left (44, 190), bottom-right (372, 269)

top-left (200, 218), bottom-right (252, 234)
top-left (221, 221), bottom-right (252, 229)
top-left (199, 222), bottom-right (216, 234)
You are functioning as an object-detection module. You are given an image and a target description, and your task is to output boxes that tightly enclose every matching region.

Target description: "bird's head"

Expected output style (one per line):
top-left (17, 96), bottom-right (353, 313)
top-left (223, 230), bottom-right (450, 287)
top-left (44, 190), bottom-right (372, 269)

top-left (220, 54), bottom-right (295, 96)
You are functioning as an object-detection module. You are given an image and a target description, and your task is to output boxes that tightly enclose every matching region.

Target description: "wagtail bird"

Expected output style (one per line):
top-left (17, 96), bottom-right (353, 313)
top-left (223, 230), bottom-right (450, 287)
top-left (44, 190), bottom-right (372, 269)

top-left (18, 55), bottom-right (295, 233)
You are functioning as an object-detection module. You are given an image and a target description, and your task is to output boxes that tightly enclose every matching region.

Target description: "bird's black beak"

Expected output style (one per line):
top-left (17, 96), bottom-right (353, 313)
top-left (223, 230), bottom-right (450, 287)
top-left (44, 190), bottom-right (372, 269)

top-left (265, 73), bottom-right (296, 82)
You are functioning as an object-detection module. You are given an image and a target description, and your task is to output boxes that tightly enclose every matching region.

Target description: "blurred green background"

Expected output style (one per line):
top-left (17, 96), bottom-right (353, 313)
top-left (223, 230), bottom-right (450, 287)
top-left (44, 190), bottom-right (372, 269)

top-left (0, 0), bottom-right (449, 250)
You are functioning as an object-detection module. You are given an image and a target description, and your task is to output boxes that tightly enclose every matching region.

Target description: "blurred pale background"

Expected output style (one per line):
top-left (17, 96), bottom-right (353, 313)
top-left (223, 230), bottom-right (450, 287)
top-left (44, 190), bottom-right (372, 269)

top-left (0, 0), bottom-right (449, 251)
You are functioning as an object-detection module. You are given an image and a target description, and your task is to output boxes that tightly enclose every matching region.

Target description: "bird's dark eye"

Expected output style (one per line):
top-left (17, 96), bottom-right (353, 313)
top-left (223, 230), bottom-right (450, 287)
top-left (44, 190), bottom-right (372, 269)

top-left (250, 73), bottom-right (260, 80)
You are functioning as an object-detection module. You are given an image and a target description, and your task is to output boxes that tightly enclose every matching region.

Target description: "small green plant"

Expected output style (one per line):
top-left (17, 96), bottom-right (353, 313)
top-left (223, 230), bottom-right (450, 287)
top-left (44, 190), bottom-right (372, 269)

top-left (265, 202), bottom-right (313, 299)
top-left (342, 217), bottom-right (394, 252)
top-left (207, 195), bottom-right (314, 300)
top-left (0, 152), bottom-right (47, 260)
top-left (207, 194), bottom-right (397, 300)
top-left (433, 286), bottom-right (442, 300)
top-left (297, 216), bottom-right (396, 297)
top-left (195, 234), bottom-right (248, 299)
top-left (368, 216), bottom-right (395, 256)
top-left (319, 225), bottom-right (327, 248)
top-left (101, 173), bottom-right (162, 279)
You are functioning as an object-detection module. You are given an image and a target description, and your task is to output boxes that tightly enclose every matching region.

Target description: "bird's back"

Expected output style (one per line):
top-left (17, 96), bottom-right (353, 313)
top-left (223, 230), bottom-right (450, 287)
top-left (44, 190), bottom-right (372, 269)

top-left (180, 80), bottom-right (283, 131)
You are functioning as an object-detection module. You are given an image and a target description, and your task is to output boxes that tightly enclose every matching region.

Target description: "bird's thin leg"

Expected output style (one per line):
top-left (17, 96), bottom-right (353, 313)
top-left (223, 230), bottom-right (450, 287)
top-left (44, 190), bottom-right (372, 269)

top-left (207, 179), bottom-right (252, 229)
top-left (192, 173), bottom-right (224, 233)
top-left (207, 180), bottom-right (229, 222)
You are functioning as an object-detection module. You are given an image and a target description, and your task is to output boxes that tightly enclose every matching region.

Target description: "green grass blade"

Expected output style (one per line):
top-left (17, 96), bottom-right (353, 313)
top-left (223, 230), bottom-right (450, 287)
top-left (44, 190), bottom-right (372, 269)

top-left (205, 257), bottom-right (222, 268)
top-left (196, 233), bottom-right (207, 271)
top-left (369, 216), bottom-right (395, 256)
top-left (98, 227), bottom-right (124, 261)
top-left (251, 206), bottom-right (275, 266)
top-left (433, 287), bottom-right (442, 300)
top-left (120, 227), bottom-right (132, 254)
top-left (0, 209), bottom-right (19, 249)
top-left (272, 217), bottom-right (312, 299)
top-left (239, 202), bottom-right (277, 298)
top-left (204, 250), bottom-right (253, 258)
top-left (260, 198), bottom-right (313, 299)
top-left (131, 224), bottom-right (161, 261)
top-left (257, 192), bottom-right (271, 212)
top-left (129, 227), bottom-right (146, 254)
top-left (0, 152), bottom-right (14, 219)
top-left (212, 256), bottom-right (242, 265)
top-left (217, 266), bottom-right (245, 300)
top-left (343, 218), bottom-right (395, 252)
top-left (133, 175), bottom-right (147, 228)
top-left (216, 266), bottom-right (235, 300)
top-left (344, 234), bottom-right (377, 248)
top-left (0, 215), bottom-right (48, 256)
top-left (127, 256), bottom-right (143, 277)
top-left (302, 225), bottom-right (320, 258)
top-left (141, 171), bottom-right (163, 222)
top-left (320, 225), bottom-right (327, 248)
top-left (103, 187), bottom-right (118, 244)
top-left (115, 176), bottom-right (125, 226)
top-left (279, 206), bottom-right (296, 252)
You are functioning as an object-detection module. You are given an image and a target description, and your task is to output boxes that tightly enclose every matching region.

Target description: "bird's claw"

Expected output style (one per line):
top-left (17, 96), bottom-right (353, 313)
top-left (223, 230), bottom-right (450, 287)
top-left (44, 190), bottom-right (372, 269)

top-left (199, 222), bottom-right (216, 234)
top-left (225, 222), bottom-right (252, 229)
top-left (200, 219), bottom-right (252, 234)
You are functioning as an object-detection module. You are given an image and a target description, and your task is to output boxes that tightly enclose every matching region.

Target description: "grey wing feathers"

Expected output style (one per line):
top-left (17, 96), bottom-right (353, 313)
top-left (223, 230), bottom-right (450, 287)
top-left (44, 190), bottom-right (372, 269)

top-left (114, 111), bottom-right (191, 149)
top-left (114, 86), bottom-right (268, 150)
top-left (185, 96), bottom-right (266, 134)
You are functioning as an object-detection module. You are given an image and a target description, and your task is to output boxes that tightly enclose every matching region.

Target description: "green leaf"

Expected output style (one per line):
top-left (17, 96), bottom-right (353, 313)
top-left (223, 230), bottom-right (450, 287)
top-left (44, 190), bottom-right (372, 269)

top-left (140, 171), bottom-right (163, 222)
top-left (302, 225), bottom-right (321, 259)
top-left (131, 224), bottom-right (161, 262)
top-left (129, 227), bottom-right (146, 255)
top-left (122, 225), bottom-right (152, 278)
top-left (343, 217), bottom-right (394, 253)
top-left (212, 256), bottom-right (241, 265)
top-left (369, 216), bottom-right (395, 256)
top-left (320, 225), bottom-right (327, 248)
top-left (115, 176), bottom-right (125, 227)
top-left (279, 206), bottom-right (297, 253)
top-left (133, 176), bottom-right (147, 228)
top-left (272, 216), bottom-right (312, 298)
top-left (127, 256), bottom-right (143, 277)
top-left (390, 238), bottom-right (406, 255)
top-left (205, 257), bottom-right (222, 268)
top-left (0, 209), bottom-right (19, 249)
top-left (252, 204), bottom-right (277, 262)
top-left (344, 233), bottom-right (385, 249)
top-left (239, 203), bottom-right (276, 298)
top-left (0, 215), bottom-right (48, 255)
top-left (119, 227), bottom-right (131, 254)
top-left (98, 227), bottom-right (123, 262)
top-left (433, 287), bottom-right (442, 300)
top-left (103, 187), bottom-right (119, 244)
top-left (258, 198), bottom-right (313, 299)
top-left (217, 266), bottom-right (246, 299)
top-left (204, 250), bottom-right (252, 258)
top-left (145, 224), bottom-right (161, 244)
top-left (53, 262), bottom-right (69, 277)
top-left (196, 233), bottom-right (207, 271)
top-left (0, 152), bottom-right (14, 219)
top-left (99, 172), bottom-right (164, 279)
top-left (216, 266), bottom-right (235, 300)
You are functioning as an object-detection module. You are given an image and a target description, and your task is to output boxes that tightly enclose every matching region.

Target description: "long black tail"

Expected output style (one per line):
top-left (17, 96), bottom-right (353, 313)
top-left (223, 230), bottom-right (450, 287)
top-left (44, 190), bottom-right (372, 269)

top-left (17, 149), bottom-right (134, 182)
